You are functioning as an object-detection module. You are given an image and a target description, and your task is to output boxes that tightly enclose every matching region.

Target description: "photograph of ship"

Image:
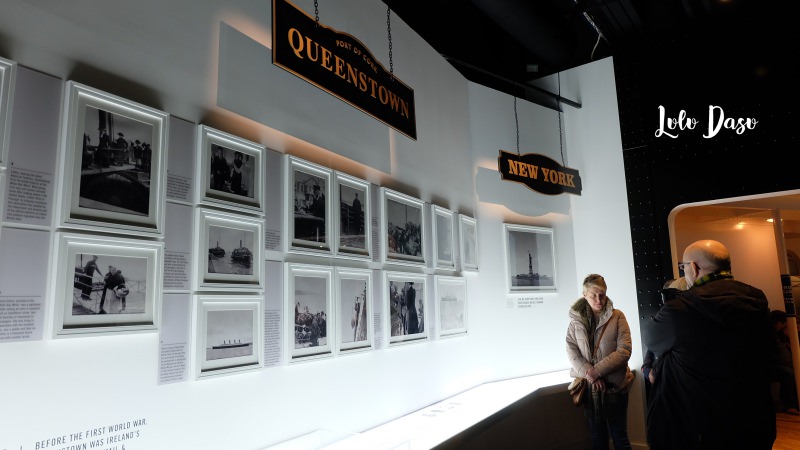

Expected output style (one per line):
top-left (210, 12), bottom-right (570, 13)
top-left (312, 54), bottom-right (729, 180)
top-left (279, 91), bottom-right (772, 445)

top-left (207, 225), bottom-right (253, 275)
top-left (79, 105), bottom-right (154, 216)
top-left (388, 279), bottom-right (424, 338)
top-left (508, 228), bottom-right (555, 289)
top-left (208, 143), bottom-right (255, 199)
top-left (338, 184), bottom-right (366, 252)
top-left (293, 276), bottom-right (328, 348)
top-left (435, 212), bottom-right (453, 263)
top-left (339, 278), bottom-right (368, 344)
top-left (292, 170), bottom-right (327, 245)
top-left (386, 198), bottom-right (422, 259)
top-left (205, 309), bottom-right (254, 361)
top-left (437, 280), bottom-right (466, 333)
top-left (72, 253), bottom-right (148, 315)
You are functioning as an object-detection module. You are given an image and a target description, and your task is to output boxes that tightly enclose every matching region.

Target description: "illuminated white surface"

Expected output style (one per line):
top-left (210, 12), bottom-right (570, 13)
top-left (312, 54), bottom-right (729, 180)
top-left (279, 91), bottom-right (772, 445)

top-left (313, 370), bottom-right (571, 450)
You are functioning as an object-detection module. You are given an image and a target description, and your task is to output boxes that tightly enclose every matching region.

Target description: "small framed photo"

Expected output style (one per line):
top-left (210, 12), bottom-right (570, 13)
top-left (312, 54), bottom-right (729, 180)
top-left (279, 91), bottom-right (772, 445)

top-left (195, 208), bottom-right (263, 291)
top-left (385, 271), bottom-right (427, 345)
top-left (196, 125), bottom-right (264, 214)
top-left (55, 81), bottom-right (168, 236)
top-left (504, 224), bottom-right (557, 293)
top-left (381, 188), bottom-right (426, 266)
top-left (192, 295), bottom-right (263, 379)
top-left (333, 172), bottom-right (371, 259)
top-left (431, 205), bottom-right (455, 269)
top-left (435, 276), bottom-right (468, 338)
top-left (286, 263), bottom-right (333, 361)
top-left (286, 156), bottom-right (332, 253)
top-left (335, 268), bottom-right (373, 353)
top-left (52, 232), bottom-right (163, 337)
top-left (459, 214), bottom-right (479, 272)
top-left (0, 57), bottom-right (17, 167)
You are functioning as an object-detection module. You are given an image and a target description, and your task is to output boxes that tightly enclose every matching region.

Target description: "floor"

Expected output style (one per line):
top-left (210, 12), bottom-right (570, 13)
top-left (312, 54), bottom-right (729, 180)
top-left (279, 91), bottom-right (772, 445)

top-left (774, 412), bottom-right (800, 450)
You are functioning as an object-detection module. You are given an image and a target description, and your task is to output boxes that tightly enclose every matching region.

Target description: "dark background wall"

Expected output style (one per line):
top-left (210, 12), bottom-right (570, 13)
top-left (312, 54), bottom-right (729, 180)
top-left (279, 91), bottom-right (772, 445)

top-left (612, 3), bottom-right (797, 354)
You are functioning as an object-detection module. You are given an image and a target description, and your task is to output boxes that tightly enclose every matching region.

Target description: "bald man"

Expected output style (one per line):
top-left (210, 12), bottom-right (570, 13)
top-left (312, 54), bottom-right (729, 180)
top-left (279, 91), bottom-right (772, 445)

top-left (644, 239), bottom-right (776, 450)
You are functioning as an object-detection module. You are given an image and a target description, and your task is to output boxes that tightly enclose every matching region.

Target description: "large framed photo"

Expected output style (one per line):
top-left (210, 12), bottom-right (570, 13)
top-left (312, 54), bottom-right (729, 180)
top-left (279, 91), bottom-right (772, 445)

top-left (459, 214), bottom-right (479, 272)
top-left (192, 295), bottom-right (263, 379)
top-left (381, 188), bottom-right (426, 266)
top-left (504, 224), bottom-right (556, 292)
top-left (385, 271), bottom-right (427, 345)
top-left (335, 268), bottom-right (373, 353)
top-left (52, 232), bottom-right (163, 337)
top-left (286, 264), bottom-right (333, 361)
top-left (196, 125), bottom-right (264, 214)
top-left (0, 57), bottom-right (17, 167)
top-left (431, 205), bottom-right (455, 269)
top-left (333, 172), bottom-right (371, 259)
top-left (435, 276), bottom-right (468, 338)
top-left (56, 81), bottom-right (168, 235)
top-left (195, 208), bottom-right (263, 291)
top-left (286, 156), bottom-right (332, 253)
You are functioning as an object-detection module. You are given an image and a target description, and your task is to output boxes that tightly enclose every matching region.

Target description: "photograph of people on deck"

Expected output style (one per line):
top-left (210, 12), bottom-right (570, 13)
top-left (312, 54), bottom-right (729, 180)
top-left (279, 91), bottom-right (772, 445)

top-left (386, 198), bottom-right (422, 259)
top-left (72, 253), bottom-right (147, 315)
top-left (293, 275), bottom-right (328, 349)
top-left (79, 105), bottom-right (154, 216)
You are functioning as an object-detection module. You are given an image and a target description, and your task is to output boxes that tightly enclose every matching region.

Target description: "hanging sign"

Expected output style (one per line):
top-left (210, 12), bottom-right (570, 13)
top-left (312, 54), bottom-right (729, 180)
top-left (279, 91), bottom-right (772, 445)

top-left (272, 0), bottom-right (417, 140)
top-left (498, 150), bottom-right (582, 196)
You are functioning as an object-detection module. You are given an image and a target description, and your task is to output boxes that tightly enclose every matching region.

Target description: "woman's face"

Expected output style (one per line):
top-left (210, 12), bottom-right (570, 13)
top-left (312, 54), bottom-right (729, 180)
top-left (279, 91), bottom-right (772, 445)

top-left (584, 285), bottom-right (607, 313)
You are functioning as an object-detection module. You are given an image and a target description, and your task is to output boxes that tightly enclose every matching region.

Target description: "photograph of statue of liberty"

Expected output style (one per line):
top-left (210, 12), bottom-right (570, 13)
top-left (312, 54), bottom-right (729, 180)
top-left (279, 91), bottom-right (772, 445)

top-left (505, 224), bottom-right (556, 292)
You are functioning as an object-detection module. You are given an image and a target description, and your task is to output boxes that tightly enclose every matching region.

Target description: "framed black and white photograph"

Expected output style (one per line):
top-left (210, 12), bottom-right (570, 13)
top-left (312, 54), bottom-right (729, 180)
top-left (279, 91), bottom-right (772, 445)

top-left (195, 208), bottom-right (263, 291)
top-left (432, 205), bottom-right (455, 269)
top-left (459, 214), bottom-right (479, 272)
top-left (381, 188), bottom-right (426, 266)
top-left (0, 57), bottom-right (16, 167)
top-left (335, 268), bottom-right (373, 353)
top-left (286, 263), bottom-right (333, 361)
top-left (333, 172), bottom-right (371, 259)
top-left (435, 276), bottom-right (468, 338)
top-left (504, 224), bottom-right (557, 293)
top-left (52, 232), bottom-right (163, 337)
top-left (192, 295), bottom-right (263, 379)
top-left (385, 271), bottom-right (427, 345)
top-left (286, 156), bottom-right (332, 254)
top-left (196, 125), bottom-right (264, 214)
top-left (55, 81), bottom-right (168, 236)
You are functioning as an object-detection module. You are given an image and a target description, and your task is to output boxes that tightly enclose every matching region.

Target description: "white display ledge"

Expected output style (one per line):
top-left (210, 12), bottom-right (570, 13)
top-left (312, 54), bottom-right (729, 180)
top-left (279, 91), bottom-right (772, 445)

top-left (266, 369), bottom-right (571, 450)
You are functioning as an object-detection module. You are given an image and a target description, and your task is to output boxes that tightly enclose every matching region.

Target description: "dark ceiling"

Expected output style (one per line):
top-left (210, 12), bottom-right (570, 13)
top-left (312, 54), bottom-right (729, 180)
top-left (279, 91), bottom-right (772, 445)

top-left (382, 0), bottom-right (777, 104)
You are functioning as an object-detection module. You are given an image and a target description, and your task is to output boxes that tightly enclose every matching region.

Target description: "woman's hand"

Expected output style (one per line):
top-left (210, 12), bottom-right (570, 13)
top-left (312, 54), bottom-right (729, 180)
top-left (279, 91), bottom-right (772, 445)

top-left (591, 378), bottom-right (606, 391)
top-left (585, 367), bottom-right (602, 383)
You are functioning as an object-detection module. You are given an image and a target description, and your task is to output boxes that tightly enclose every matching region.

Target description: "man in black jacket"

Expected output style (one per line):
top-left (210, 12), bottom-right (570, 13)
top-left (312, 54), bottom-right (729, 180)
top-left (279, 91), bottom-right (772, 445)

top-left (645, 239), bottom-right (777, 450)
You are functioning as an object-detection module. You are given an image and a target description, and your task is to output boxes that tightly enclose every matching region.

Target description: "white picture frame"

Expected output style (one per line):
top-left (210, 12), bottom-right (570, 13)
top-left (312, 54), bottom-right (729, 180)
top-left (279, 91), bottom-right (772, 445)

top-left (192, 294), bottom-right (263, 380)
top-left (384, 271), bottom-right (428, 345)
top-left (381, 188), bottom-right (427, 267)
top-left (196, 125), bottom-right (265, 214)
top-left (194, 208), bottom-right (263, 291)
top-left (431, 205), bottom-right (455, 269)
top-left (55, 81), bottom-right (169, 236)
top-left (286, 263), bottom-right (333, 361)
top-left (503, 223), bottom-right (557, 293)
top-left (459, 214), bottom-right (479, 272)
top-left (52, 232), bottom-right (163, 337)
top-left (435, 276), bottom-right (468, 338)
top-left (0, 57), bottom-right (17, 167)
top-left (285, 155), bottom-right (332, 254)
top-left (333, 172), bottom-right (372, 260)
top-left (335, 267), bottom-right (373, 353)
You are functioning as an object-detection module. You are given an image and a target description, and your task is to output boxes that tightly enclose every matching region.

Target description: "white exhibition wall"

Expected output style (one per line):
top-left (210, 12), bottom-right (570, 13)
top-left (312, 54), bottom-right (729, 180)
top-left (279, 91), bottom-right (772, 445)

top-left (0, 1), bottom-right (644, 449)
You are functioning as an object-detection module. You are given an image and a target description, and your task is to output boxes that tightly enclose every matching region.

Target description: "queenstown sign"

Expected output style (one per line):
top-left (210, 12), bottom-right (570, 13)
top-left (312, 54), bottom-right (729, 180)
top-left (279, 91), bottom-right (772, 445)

top-left (498, 150), bottom-right (582, 196)
top-left (273, 0), bottom-right (417, 140)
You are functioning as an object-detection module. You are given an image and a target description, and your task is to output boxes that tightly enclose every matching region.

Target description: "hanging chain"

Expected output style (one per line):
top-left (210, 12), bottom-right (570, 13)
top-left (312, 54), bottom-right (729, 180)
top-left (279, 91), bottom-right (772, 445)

top-left (557, 72), bottom-right (565, 166)
top-left (387, 6), bottom-right (394, 79)
top-left (514, 97), bottom-right (520, 156)
top-left (314, 0), bottom-right (319, 27)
